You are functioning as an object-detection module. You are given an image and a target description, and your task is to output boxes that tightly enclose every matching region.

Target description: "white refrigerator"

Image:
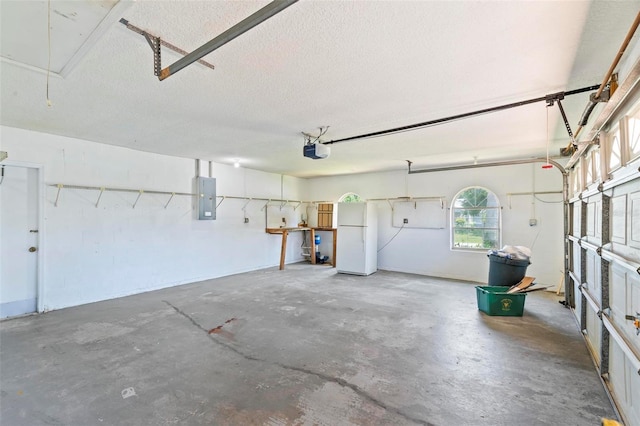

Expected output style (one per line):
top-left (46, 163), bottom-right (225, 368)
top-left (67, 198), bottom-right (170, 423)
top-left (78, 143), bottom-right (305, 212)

top-left (336, 202), bottom-right (377, 275)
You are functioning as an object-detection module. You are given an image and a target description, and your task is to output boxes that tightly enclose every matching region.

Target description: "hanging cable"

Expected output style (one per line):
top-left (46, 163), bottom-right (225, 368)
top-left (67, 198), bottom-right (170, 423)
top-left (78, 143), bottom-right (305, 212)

top-left (46, 0), bottom-right (52, 107)
top-left (0, 166), bottom-right (5, 186)
top-left (542, 105), bottom-right (553, 169)
top-left (533, 194), bottom-right (563, 204)
top-left (378, 223), bottom-right (405, 253)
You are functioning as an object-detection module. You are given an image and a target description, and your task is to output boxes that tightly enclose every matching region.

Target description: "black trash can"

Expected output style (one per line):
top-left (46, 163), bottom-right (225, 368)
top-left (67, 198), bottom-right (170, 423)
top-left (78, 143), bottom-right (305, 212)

top-left (487, 254), bottom-right (530, 286)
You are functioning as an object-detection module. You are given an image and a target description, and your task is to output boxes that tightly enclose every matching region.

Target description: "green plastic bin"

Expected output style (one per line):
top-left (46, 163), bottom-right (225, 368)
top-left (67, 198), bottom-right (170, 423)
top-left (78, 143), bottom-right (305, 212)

top-left (475, 286), bottom-right (526, 316)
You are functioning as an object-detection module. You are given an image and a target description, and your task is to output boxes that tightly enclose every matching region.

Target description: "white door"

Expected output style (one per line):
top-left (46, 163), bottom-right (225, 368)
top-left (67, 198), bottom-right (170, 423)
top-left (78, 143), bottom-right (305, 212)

top-left (0, 165), bottom-right (39, 318)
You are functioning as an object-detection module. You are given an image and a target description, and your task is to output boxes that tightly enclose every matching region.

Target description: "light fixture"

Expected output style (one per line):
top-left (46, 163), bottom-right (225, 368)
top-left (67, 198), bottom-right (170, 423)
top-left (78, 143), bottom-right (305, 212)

top-left (233, 159), bottom-right (240, 168)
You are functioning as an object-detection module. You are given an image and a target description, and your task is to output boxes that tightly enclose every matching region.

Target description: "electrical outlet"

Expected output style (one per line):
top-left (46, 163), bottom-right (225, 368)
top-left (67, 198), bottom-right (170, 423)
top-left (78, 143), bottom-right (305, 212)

top-left (403, 218), bottom-right (408, 224)
top-left (282, 217), bottom-right (286, 223)
top-left (244, 217), bottom-right (249, 223)
top-left (529, 219), bottom-right (537, 226)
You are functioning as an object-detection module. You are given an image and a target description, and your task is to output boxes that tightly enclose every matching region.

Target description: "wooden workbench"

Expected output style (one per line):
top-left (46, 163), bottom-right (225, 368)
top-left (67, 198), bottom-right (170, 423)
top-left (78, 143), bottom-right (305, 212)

top-left (265, 227), bottom-right (337, 270)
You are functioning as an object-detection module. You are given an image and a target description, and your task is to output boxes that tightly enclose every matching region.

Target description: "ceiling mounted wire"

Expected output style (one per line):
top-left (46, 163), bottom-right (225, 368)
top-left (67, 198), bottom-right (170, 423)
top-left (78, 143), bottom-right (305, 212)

top-left (543, 105), bottom-right (553, 169)
top-left (46, 0), bottom-right (52, 107)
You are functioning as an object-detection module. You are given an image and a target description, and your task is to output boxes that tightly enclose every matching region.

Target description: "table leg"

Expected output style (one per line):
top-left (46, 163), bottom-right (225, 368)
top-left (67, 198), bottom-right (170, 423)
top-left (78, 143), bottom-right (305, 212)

top-left (280, 230), bottom-right (288, 270)
top-left (332, 229), bottom-right (337, 268)
top-left (310, 228), bottom-right (316, 265)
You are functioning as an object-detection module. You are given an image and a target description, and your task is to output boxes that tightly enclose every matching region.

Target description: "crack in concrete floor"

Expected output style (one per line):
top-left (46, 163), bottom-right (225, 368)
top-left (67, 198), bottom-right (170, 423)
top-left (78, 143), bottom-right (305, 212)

top-left (162, 300), bottom-right (433, 426)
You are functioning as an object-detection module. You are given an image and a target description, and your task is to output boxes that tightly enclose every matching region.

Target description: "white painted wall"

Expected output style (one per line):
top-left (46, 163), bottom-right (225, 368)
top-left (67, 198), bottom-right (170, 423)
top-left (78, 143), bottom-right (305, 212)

top-left (0, 124), bottom-right (566, 311)
top-left (0, 126), bottom-right (309, 311)
top-left (306, 164), bottom-right (565, 286)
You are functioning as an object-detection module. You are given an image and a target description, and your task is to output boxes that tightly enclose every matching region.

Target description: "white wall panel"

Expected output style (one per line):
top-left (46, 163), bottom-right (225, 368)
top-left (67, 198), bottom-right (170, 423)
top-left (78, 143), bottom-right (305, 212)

top-left (307, 164), bottom-right (564, 285)
top-left (1, 126), bottom-right (309, 310)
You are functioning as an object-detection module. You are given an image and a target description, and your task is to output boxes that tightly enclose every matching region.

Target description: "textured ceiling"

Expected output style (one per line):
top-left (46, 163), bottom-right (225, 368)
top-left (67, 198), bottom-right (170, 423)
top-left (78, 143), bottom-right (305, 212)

top-left (1, 0), bottom-right (639, 178)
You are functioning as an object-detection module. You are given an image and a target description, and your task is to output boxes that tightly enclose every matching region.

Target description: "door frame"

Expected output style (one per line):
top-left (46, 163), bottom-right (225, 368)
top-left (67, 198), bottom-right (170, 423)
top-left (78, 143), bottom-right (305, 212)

top-left (1, 160), bottom-right (45, 313)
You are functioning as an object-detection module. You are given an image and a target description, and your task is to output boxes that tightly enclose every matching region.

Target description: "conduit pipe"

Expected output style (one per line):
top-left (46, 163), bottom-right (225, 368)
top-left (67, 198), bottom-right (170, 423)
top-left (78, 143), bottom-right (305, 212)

top-left (408, 157), bottom-right (573, 306)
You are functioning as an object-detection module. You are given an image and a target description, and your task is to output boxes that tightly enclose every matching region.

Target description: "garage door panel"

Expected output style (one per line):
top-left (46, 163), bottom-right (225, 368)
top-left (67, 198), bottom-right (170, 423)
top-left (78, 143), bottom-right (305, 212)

top-left (612, 194), bottom-right (627, 245)
top-left (572, 241), bottom-right (582, 282)
top-left (572, 201), bottom-right (582, 238)
top-left (596, 199), bottom-right (602, 240)
top-left (609, 340), bottom-right (627, 407)
top-left (630, 190), bottom-right (640, 250)
top-left (587, 201), bottom-right (596, 237)
top-left (585, 307), bottom-right (602, 365)
top-left (627, 273), bottom-right (640, 354)
top-left (629, 360), bottom-right (640, 426)
top-left (585, 251), bottom-right (602, 305)
top-left (573, 281), bottom-right (582, 323)
top-left (610, 265), bottom-right (627, 330)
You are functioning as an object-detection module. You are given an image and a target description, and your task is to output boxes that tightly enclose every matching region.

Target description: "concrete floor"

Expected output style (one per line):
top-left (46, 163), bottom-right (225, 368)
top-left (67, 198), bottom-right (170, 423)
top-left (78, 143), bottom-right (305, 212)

top-left (1, 265), bottom-right (616, 425)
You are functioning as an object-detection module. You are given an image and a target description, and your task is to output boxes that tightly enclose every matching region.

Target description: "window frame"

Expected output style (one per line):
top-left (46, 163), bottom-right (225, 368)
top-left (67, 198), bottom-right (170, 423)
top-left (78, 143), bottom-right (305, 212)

top-left (624, 98), bottom-right (640, 162)
top-left (605, 122), bottom-right (622, 176)
top-left (450, 186), bottom-right (502, 252)
top-left (338, 192), bottom-right (363, 203)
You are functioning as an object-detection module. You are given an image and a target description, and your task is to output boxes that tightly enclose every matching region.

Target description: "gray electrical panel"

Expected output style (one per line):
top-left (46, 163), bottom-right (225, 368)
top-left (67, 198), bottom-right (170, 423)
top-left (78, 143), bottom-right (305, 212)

top-left (196, 177), bottom-right (216, 220)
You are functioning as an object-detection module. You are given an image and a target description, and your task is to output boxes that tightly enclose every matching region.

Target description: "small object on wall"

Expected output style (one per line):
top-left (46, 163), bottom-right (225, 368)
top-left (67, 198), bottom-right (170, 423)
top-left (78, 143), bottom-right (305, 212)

top-left (529, 218), bottom-right (537, 226)
top-left (0, 151), bottom-right (7, 162)
top-left (196, 177), bottom-right (216, 220)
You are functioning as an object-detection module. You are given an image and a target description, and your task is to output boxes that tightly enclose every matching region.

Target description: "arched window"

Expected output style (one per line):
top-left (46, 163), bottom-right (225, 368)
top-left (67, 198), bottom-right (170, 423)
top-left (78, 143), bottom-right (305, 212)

top-left (339, 192), bottom-right (363, 203)
top-left (451, 187), bottom-right (501, 250)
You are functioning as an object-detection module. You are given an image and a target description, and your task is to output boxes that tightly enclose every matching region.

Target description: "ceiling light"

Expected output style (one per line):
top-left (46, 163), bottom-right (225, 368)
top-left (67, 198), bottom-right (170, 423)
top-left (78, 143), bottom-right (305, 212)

top-left (234, 160), bottom-right (240, 168)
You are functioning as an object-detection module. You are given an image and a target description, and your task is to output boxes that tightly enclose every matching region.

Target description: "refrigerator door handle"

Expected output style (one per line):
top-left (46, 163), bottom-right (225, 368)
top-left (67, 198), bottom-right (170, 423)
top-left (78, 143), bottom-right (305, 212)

top-left (362, 206), bottom-right (366, 244)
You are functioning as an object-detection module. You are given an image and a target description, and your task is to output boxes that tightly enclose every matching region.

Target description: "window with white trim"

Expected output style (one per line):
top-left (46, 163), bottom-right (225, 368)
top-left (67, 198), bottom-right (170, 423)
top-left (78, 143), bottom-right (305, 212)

top-left (339, 192), bottom-right (363, 203)
top-left (608, 124), bottom-right (622, 173)
top-left (451, 187), bottom-right (500, 250)
top-left (572, 163), bottom-right (582, 195)
top-left (585, 153), bottom-right (593, 185)
top-left (627, 102), bottom-right (640, 160)
top-left (593, 149), bottom-right (602, 183)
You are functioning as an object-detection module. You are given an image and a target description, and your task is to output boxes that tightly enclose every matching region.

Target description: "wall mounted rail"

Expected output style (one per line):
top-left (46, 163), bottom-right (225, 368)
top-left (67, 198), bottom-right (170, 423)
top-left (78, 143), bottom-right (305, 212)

top-left (49, 183), bottom-right (194, 208)
top-left (47, 183), bottom-right (335, 209)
